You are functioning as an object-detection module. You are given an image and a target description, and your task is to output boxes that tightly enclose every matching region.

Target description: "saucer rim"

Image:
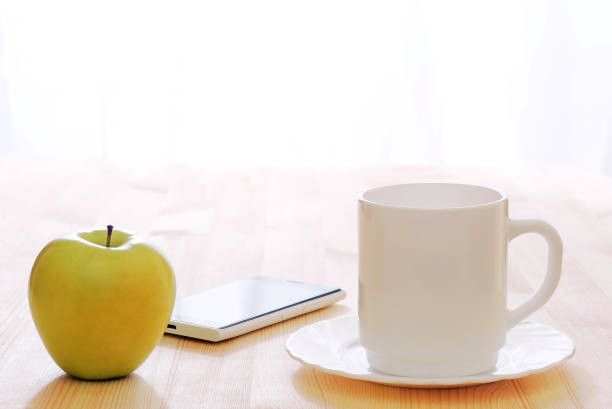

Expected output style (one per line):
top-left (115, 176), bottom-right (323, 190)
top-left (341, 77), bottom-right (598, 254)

top-left (286, 315), bottom-right (575, 387)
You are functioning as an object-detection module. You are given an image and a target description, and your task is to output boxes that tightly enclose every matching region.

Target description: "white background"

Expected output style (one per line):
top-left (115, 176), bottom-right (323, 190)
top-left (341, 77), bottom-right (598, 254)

top-left (1, 0), bottom-right (611, 171)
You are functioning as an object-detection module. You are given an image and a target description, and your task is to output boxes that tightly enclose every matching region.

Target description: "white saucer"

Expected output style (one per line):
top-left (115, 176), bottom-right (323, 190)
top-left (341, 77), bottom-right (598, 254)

top-left (286, 315), bottom-right (575, 388)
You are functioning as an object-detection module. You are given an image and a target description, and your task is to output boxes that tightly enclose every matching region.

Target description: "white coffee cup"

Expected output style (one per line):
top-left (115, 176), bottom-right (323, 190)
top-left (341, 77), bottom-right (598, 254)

top-left (358, 183), bottom-right (562, 378)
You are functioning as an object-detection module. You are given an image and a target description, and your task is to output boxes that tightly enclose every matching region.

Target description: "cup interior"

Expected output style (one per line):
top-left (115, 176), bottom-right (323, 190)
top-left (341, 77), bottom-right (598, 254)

top-left (361, 183), bottom-right (504, 209)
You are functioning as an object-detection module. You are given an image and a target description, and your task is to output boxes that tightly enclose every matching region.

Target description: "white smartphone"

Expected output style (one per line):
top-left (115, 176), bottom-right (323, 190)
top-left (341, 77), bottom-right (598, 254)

top-left (165, 276), bottom-right (346, 342)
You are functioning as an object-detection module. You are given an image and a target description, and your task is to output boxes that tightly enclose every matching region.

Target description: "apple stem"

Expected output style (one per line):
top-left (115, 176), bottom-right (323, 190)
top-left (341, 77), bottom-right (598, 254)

top-left (106, 225), bottom-right (113, 247)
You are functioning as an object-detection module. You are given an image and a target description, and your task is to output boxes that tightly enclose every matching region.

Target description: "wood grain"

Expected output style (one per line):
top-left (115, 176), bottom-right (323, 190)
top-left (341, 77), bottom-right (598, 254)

top-left (0, 160), bottom-right (609, 408)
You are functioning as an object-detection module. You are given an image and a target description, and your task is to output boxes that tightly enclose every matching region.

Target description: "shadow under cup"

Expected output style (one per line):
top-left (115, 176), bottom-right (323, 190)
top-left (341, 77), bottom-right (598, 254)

top-left (358, 183), bottom-right (532, 378)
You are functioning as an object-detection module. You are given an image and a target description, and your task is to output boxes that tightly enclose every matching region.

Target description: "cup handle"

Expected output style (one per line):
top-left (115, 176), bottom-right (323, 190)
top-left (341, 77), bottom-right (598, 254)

top-left (506, 219), bottom-right (563, 328)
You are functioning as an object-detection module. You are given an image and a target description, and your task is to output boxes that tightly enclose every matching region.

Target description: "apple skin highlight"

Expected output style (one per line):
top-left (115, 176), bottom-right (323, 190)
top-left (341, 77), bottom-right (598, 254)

top-left (28, 228), bottom-right (176, 380)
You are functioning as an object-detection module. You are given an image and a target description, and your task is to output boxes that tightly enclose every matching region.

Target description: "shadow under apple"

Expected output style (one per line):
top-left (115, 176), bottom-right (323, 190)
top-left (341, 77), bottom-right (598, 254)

top-left (25, 373), bottom-right (168, 409)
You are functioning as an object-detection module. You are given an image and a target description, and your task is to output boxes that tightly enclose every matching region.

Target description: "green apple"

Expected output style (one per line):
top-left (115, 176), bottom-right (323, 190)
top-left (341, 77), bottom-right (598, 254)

top-left (29, 226), bottom-right (176, 380)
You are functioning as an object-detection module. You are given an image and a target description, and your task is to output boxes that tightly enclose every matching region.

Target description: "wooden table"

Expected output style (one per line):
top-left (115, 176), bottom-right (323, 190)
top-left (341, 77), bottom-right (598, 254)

top-left (1, 161), bottom-right (610, 408)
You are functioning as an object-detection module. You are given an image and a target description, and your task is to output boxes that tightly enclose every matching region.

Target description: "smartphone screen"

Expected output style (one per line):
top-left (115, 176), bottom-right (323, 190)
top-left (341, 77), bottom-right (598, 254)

top-left (170, 276), bottom-right (341, 329)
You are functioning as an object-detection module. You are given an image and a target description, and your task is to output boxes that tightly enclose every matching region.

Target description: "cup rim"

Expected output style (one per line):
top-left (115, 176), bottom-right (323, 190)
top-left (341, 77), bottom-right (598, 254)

top-left (359, 183), bottom-right (507, 211)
